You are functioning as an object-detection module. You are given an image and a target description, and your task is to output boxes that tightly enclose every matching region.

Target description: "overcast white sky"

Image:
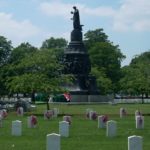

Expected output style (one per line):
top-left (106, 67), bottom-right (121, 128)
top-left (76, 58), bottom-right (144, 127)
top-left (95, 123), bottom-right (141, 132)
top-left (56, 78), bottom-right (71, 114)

top-left (0, 0), bottom-right (150, 66)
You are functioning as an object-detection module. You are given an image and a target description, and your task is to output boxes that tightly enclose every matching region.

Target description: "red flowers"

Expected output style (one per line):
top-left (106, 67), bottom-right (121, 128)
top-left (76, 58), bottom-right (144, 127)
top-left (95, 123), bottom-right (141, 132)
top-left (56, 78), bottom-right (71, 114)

top-left (31, 115), bottom-right (37, 125)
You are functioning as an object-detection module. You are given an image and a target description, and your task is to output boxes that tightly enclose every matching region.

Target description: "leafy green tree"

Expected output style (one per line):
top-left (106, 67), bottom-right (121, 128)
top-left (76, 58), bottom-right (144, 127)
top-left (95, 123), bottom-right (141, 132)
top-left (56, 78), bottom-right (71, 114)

top-left (120, 51), bottom-right (150, 102)
top-left (0, 36), bottom-right (12, 96)
top-left (41, 37), bottom-right (68, 62)
top-left (91, 67), bottom-right (112, 94)
top-left (84, 28), bottom-right (109, 49)
top-left (9, 42), bottom-right (37, 64)
top-left (41, 37), bottom-right (67, 49)
top-left (0, 42), bottom-right (38, 97)
top-left (0, 36), bottom-right (12, 66)
top-left (6, 48), bottom-right (72, 108)
top-left (84, 29), bottom-right (125, 94)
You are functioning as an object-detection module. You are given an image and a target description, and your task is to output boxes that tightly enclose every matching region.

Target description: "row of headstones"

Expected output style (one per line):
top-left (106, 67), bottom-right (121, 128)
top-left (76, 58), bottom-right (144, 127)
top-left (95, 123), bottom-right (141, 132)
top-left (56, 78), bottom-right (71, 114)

top-left (46, 133), bottom-right (143, 150)
top-left (0, 107), bottom-right (59, 127)
top-left (86, 108), bottom-right (144, 129)
top-left (120, 108), bottom-right (142, 119)
top-left (86, 108), bottom-right (142, 119)
top-left (11, 115), bottom-right (71, 137)
top-left (47, 107), bottom-right (143, 150)
top-left (120, 108), bottom-right (144, 129)
top-left (16, 107), bottom-right (59, 118)
top-left (12, 115), bottom-right (38, 136)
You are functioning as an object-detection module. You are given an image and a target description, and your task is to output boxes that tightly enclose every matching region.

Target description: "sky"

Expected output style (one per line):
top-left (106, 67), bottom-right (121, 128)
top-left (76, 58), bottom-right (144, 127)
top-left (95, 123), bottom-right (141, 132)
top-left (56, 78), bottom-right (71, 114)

top-left (0, 0), bottom-right (150, 66)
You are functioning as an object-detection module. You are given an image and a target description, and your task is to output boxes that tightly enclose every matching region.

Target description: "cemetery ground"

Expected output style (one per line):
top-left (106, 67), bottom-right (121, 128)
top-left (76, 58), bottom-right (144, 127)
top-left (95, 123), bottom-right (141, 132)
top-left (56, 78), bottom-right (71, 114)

top-left (0, 103), bottom-right (150, 150)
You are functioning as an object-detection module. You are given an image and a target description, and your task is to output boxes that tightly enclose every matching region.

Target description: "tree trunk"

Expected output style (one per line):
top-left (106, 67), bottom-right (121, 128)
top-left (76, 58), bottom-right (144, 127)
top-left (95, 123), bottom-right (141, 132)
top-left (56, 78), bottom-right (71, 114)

top-left (145, 93), bottom-right (148, 98)
top-left (31, 92), bottom-right (35, 104)
top-left (141, 93), bottom-right (144, 104)
top-left (46, 97), bottom-right (50, 110)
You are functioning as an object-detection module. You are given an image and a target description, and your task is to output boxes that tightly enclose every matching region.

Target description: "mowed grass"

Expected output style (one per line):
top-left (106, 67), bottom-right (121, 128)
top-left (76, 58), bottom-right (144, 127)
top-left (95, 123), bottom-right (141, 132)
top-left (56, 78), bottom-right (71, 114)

top-left (0, 103), bottom-right (150, 150)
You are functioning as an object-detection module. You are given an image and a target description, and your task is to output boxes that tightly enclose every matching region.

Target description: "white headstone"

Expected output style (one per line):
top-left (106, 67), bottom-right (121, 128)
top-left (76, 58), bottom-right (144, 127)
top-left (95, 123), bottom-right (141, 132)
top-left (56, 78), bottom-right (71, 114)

top-left (12, 120), bottom-right (22, 136)
top-left (0, 114), bottom-right (2, 127)
top-left (128, 135), bottom-right (143, 150)
top-left (47, 133), bottom-right (60, 150)
top-left (27, 115), bottom-right (37, 128)
top-left (59, 121), bottom-right (69, 137)
top-left (136, 116), bottom-right (144, 129)
top-left (53, 108), bottom-right (59, 118)
top-left (86, 108), bottom-right (92, 118)
top-left (17, 107), bottom-right (24, 116)
top-left (44, 110), bottom-right (53, 120)
top-left (106, 120), bottom-right (117, 137)
top-left (0, 109), bottom-right (8, 119)
top-left (63, 116), bottom-right (71, 125)
top-left (98, 115), bottom-right (108, 128)
top-left (89, 110), bottom-right (94, 120)
top-left (120, 108), bottom-right (126, 118)
top-left (135, 110), bottom-right (141, 120)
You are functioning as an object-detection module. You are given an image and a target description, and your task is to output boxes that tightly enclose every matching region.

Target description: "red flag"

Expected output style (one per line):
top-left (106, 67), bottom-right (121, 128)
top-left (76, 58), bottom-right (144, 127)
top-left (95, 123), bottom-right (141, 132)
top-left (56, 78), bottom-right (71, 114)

top-left (63, 93), bottom-right (71, 102)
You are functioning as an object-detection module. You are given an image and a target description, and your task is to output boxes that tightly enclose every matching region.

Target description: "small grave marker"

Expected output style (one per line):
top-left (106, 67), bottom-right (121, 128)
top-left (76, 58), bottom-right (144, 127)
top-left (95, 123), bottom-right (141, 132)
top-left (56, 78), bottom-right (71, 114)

top-left (128, 135), bottom-right (143, 150)
top-left (59, 121), bottom-right (69, 137)
top-left (47, 133), bottom-right (60, 150)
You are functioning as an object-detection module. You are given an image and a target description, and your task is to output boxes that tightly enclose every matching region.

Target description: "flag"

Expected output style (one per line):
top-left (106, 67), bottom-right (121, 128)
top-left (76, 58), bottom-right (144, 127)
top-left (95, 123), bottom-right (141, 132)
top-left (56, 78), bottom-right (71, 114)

top-left (63, 93), bottom-right (71, 102)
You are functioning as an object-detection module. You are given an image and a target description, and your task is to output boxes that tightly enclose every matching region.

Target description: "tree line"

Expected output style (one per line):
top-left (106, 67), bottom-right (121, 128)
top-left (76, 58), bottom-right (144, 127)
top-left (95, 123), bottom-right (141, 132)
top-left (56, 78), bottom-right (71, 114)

top-left (0, 28), bottom-right (149, 102)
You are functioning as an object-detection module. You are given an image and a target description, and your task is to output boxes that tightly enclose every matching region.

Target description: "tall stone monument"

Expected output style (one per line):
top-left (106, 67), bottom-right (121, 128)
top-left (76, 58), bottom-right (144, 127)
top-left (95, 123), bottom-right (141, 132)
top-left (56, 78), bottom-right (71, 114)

top-left (63, 6), bottom-right (100, 102)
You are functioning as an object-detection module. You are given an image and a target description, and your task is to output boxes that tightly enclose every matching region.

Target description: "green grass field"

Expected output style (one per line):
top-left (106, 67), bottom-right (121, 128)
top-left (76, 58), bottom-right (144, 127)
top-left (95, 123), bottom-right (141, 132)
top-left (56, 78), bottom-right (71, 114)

top-left (0, 103), bottom-right (150, 150)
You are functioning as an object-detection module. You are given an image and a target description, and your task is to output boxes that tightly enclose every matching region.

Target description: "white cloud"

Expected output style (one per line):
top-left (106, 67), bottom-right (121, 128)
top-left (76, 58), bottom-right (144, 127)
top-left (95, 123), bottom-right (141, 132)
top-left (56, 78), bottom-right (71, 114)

top-left (113, 0), bottom-right (150, 32)
top-left (40, 0), bottom-right (150, 32)
top-left (39, 1), bottom-right (115, 18)
top-left (39, 2), bottom-right (72, 18)
top-left (0, 12), bottom-right (41, 46)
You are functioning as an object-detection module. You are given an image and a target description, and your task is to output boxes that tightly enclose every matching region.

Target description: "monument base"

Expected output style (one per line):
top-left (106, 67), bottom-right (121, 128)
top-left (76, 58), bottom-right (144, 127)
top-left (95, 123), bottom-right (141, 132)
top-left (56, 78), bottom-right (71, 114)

top-left (70, 94), bottom-right (113, 103)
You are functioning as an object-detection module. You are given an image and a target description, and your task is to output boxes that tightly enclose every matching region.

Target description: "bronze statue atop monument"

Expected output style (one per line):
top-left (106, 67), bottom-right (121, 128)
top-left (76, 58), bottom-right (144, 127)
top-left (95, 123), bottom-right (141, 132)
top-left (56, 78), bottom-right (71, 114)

top-left (63, 6), bottom-right (100, 102)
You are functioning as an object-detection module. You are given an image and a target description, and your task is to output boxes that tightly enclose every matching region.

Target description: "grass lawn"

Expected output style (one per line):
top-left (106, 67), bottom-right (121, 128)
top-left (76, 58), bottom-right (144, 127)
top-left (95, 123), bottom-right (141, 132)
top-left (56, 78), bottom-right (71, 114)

top-left (0, 103), bottom-right (150, 150)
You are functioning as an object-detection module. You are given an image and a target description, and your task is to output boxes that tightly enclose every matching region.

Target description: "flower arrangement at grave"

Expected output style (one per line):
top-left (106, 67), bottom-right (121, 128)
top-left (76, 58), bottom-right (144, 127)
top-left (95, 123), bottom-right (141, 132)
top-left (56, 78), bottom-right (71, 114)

top-left (31, 115), bottom-right (38, 126)
top-left (91, 112), bottom-right (97, 120)
top-left (0, 115), bottom-right (2, 127)
top-left (0, 109), bottom-right (8, 119)
top-left (138, 116), bottom-right (143, 125)
top-left (64, 116), bottom-right (71, 125)
top-left (136, 110), bottom-right (142, 116)
top-left (16, 107), bottom-right (23, 115)
top-left (122, 108), bottom-right (127, 115)
top-left (102, 115), bottom-right (108, 123)
top-left (45, 110), bottom-right (53, 119)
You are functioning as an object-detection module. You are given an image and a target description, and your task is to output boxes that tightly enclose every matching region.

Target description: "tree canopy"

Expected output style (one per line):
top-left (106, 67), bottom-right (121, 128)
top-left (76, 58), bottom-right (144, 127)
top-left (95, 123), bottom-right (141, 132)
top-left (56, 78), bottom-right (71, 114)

top-left (41, 37), bottom-right (67, 49)
top-left (120, 51), bottom-right (150, 99)
top-left (0, 36), bottom-right (12, 67)
top-left (84, 28), bottom-right (125, 94)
